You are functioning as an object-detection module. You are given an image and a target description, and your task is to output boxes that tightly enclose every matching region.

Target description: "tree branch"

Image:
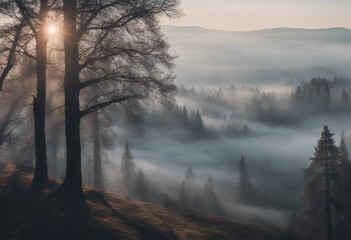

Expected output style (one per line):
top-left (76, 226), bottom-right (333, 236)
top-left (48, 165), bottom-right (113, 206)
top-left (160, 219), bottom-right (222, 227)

top-left (80, 95), bottom-right (137, 117)
top-left (14, 0), bottom-right (37, 35)
top-left (0, 20), bottom-right (24, 90)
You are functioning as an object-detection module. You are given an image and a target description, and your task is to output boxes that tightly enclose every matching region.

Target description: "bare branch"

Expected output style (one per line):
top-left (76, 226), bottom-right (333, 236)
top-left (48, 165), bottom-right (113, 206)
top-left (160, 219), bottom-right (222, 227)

top-left (80, 95), bottom-right (138, 117)
top-left (0, 20), bottom-right (24, 90)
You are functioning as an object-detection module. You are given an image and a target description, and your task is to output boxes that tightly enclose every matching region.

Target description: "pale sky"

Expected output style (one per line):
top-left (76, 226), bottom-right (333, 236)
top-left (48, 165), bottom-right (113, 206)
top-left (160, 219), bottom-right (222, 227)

top-left (161, 0), bottom-right (351, 31)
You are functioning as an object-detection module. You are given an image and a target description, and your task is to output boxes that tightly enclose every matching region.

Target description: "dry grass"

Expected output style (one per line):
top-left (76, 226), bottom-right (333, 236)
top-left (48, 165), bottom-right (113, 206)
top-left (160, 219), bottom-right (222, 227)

top-left (0, 162), bottom-right (284, 240)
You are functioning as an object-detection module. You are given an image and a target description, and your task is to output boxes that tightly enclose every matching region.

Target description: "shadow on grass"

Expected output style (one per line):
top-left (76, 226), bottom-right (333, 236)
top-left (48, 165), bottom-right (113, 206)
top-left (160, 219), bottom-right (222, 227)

top-left (0, 167), bottom-right (115, 240)
top-left (86, 190), bottom-right (179, 240)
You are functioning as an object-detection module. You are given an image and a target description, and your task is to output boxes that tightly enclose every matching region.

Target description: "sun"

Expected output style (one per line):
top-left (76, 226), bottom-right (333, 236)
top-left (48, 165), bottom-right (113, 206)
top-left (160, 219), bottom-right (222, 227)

top-left (47, 25), bottom-right (57, 34)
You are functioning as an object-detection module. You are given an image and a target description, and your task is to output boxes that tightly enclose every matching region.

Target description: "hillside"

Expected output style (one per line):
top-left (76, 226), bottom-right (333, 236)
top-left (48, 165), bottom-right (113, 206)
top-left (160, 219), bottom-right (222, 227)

top-left (0, 162), bottom-right (285, 240)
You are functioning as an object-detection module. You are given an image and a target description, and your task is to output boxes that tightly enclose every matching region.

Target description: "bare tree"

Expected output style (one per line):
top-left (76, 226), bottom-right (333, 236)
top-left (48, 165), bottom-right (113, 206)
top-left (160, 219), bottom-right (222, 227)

top-left (59, 0), bottom-right (180, 197)
top-left (0, 0), bottom-right (60, 189)
top-left (0, 20), bottom-right (25, 90)
top-left (0, 106), bottom-right (19, 147)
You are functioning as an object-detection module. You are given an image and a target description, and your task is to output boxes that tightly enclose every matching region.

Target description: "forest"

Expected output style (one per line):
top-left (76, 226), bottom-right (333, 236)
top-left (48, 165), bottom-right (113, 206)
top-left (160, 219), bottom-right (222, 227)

top-left (1, 0), bottom-right (351, 240)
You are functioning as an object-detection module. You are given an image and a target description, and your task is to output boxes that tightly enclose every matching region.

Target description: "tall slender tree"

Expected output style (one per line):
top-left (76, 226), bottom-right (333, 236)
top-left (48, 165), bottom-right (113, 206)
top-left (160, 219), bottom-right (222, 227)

top-left (235, 156), bottom-right (253, 203)
top-left (0, 0), bottom-right (59, 189)
top-left (59, 0), bottom-right (180, 197)
top-left (302, 126), bottom-right (343, 240)
top-left (120, 141), bottom-right (136, 192)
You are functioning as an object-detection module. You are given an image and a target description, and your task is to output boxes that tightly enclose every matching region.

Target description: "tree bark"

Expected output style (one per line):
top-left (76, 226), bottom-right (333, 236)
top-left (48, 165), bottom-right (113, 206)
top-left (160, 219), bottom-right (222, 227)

top-left (58, 0), bottom-right (83, 197)
top-left (93, 111), bottom-right (104, 189)
top-left (31, 0), bottom-right (49, 189)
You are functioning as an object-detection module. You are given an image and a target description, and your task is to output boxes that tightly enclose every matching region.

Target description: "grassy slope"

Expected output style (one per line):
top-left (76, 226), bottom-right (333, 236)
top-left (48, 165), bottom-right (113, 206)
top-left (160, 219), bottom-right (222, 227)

top-left (0, 162), bottom-right (284, 240)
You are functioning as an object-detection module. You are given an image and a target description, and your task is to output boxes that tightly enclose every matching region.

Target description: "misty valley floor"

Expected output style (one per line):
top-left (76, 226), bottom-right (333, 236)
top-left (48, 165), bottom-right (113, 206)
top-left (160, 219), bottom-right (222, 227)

top-left (0, 162), bottom-right (285, 240)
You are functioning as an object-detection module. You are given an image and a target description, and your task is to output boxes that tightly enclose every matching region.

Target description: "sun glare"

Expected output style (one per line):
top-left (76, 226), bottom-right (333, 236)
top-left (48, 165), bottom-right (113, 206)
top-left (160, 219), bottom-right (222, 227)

top-left (47, 25), bottom-right (57, 34)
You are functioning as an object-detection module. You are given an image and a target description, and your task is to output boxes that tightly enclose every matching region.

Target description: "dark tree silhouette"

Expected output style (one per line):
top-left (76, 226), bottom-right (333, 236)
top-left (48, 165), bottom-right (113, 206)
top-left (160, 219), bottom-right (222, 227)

top-left (336, 133), bottom-right (351, 239)
top-left (92, 111), bottom-right (103, 189)
top-left (339, 132), bottom-right (349, 163)
top-left (0, 0), bottom-right (60, 189)
top-left (0, 20), bottom-right (24, 89)
top-left (203, 176), bottom-right (223, 215)
top-left (302, 126), bottom-right (344, 240)
top-left (59, 0), bottom-right (180, 197)
top-left (0, 105), bottom-right (18, 146)
top-left (178, 166), bottom-right (194, 207)
top-left (235, 155), bottom-right (253, 203)
top-left (120, 141), bottom-right (136, 193)
top-left (181, 106), bottom-right (189, 127)
top-left (341, 88), bottom-right (349, 110)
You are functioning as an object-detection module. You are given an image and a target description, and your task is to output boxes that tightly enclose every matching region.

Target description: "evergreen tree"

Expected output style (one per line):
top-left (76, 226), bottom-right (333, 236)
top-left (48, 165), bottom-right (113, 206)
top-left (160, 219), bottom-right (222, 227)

top-left (177, 166), bottom-right (194, 207)
top-left (192, 109), bottom-right (206, 137)
top-left (182, 106), bottom-right (189, 127)
top-left (339, 132), bottom-right (349, 163)
top-left (302, 126), bottom-right (346, 240)
top-left (120, 141), bottom-right (136, 192)
top-left (235, 156), bottom-right (253, 203)
top-left (203, 176), bottom-right (223, 215)
top-left (337, 133), bottom-right (351, 239)
top-left (341, 88), bottom-right (349, 109)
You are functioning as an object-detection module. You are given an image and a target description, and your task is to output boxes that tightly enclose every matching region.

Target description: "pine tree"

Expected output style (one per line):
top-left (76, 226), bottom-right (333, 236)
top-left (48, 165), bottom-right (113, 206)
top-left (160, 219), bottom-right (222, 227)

top-left (341, 88), bottom-right (349, 110)
top-left (235, 156), bottom-right (253, 203)
top-left (120, 141), bottom-right (136, 192)
top-left (203, 176), bottom-right (223, 215)
top-left (339, 132), bottom-right (349, 163)
top-left (302, 126), bottom-right (345, 240)
top-left (336, 133), bottom-right (351, 239)
top-left (182, 106), bottom-right (189, 127)
top-left (192, 109), bottom-right (206, 137)
top-left (178, 166), bottom-right (194, 207)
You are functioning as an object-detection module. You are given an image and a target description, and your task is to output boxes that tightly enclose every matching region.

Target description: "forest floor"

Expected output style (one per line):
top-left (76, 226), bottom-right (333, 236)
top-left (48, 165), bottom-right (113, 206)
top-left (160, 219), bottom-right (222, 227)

top-left (0, 162), bottom-right (286, 240)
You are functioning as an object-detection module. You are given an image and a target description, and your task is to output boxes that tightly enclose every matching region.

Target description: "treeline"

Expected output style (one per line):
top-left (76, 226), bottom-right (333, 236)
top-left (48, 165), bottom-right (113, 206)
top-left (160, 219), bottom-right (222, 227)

top-left (246, 77), bottom-right (351, 124)
top-left (112, 141), bottom-right (295, 220)
top-left (178, 76), bottom-right (351, 125)
top-left (145, 105), bottom-right (249, 139)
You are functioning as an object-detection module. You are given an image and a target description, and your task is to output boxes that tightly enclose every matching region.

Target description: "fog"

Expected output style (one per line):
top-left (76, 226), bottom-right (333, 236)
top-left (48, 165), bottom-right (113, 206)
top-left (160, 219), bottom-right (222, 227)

top-left (162, 26), bottom-right (351, 86)
top-left (2, 25), bottom-right (351, 228)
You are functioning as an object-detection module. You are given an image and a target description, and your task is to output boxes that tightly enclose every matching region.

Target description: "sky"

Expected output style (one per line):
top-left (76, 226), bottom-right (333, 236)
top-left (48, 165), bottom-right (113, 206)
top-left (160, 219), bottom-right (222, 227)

top-left (161, 0), bottom-right (351, 31)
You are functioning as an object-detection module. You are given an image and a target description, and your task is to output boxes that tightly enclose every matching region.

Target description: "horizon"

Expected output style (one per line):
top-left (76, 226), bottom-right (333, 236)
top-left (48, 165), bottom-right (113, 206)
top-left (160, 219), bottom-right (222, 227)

top-left (160, 0), bottom-right (351, 31)
top-left (162, 24), bottom-right (351, 32)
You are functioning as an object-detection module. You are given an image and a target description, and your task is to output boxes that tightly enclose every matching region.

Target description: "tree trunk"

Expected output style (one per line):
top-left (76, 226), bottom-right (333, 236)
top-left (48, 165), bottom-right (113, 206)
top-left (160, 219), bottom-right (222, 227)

top-left (51, 134), bottom-right (58, 178)
top-left (31, 0), bottom-right (49, 189)
top-left (325, 143), bottom-right (333, 240)
top-left (58, 0), bottom-right (83, 197)
top-left (93, 111), bottom-right (104, 189)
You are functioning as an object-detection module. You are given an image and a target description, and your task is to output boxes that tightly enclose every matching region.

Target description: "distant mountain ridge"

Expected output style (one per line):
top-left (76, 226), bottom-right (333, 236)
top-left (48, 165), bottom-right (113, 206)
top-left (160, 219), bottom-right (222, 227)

top-left (162, 25), bottom-right (351, 42)
top-left (161, 25), bottom-right (351, 86)
top-left (162, 25), bottom-right (351, 33)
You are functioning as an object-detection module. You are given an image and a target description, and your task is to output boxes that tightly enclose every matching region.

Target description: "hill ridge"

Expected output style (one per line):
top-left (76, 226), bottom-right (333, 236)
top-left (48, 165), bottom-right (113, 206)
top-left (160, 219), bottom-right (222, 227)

top-left (0, 162), bottom-right (284, 240)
